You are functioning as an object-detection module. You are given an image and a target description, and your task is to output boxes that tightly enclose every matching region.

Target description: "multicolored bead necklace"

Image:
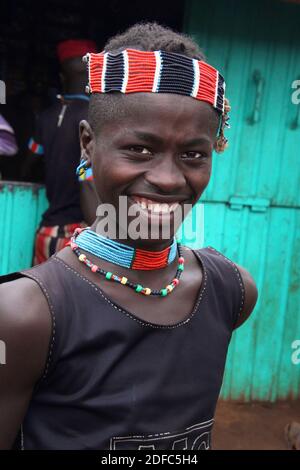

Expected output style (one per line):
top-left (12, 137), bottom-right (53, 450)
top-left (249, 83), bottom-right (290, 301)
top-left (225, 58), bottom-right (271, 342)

top-left (69, 227), bottom-right (185, 297)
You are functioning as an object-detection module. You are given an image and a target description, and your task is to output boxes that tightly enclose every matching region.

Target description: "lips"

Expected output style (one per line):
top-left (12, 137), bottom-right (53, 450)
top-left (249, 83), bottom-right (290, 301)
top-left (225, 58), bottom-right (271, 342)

top-left (129, 196), bottom-right (180, 214)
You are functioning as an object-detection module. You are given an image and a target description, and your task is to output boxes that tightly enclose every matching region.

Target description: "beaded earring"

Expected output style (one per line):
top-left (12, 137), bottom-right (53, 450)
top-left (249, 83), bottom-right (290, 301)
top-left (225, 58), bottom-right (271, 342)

top-left (76, 155), bottom-right (89, 178)
top-left (215, 98), bottom-right (231, 153)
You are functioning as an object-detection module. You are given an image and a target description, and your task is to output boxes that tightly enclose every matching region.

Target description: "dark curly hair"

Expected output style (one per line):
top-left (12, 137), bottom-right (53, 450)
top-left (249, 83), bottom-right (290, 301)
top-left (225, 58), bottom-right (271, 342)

top-left (87, 22), bottom-right (228, 150)
top-left (103, 22), bottom-right (205, 59)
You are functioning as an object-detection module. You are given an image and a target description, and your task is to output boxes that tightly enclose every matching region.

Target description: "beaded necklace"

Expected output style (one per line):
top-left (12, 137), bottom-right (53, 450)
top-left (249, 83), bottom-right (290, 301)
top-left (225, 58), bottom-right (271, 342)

top-left (75, 228), bottom-right (177, 270)
top-left (69, 227), bottom-right (185, 297)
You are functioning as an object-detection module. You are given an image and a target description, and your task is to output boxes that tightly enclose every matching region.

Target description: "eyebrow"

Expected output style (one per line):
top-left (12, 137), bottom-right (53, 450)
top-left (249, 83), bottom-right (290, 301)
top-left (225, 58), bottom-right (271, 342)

top-left (131, 131), bottom-right (212, 147)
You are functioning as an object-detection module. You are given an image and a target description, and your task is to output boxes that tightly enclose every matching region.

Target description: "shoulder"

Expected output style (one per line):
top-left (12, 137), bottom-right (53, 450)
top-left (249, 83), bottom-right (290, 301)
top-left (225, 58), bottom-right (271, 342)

top-left (195, 246), bottom-right (258, 328)
top-left (234, 263), bottom-right (258, 328)
top-left (0, 276), bottom-right (52, 382)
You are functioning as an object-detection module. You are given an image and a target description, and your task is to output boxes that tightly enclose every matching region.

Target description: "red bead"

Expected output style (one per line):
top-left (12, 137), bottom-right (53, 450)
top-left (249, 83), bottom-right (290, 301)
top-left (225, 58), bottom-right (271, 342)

top-left (178, 257), bottom-right (185, 264)
top-left (91, 265), bottom-right (98, 273)
top-left (172, 278), bottom-right (180, 286)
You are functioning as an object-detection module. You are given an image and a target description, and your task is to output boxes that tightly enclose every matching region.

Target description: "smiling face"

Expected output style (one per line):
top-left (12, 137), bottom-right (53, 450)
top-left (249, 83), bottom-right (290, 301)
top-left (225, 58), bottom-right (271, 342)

top-left (80, 92), bottom-right (219, 247)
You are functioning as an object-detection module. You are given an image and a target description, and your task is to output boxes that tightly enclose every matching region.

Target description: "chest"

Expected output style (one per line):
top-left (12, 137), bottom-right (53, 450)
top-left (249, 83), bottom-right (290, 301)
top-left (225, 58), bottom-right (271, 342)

top-left (57, 247), bottom-right (205, 326)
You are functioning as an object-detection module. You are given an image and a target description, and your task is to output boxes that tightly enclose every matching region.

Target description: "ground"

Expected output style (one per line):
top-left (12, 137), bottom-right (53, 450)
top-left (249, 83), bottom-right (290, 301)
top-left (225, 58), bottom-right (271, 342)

top-left (213, 400), bottom-right (300, 450)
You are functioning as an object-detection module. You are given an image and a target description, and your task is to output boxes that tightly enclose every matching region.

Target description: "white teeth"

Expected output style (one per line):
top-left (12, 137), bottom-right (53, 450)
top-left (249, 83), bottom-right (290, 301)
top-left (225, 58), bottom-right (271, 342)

top-left (131, 196), bottom-right (179, 213)
top-left (151, 203), bottom-right (169, 213)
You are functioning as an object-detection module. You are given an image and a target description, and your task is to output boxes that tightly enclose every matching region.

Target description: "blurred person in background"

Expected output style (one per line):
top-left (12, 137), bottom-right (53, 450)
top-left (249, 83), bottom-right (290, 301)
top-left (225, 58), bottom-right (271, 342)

top-left (22, 39), bottom-right (98, 265)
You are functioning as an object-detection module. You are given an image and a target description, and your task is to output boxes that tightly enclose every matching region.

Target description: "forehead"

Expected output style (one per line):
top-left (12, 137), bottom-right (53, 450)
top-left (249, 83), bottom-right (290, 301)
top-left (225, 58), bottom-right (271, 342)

top-left (97, 92), bottom-right (219, 141)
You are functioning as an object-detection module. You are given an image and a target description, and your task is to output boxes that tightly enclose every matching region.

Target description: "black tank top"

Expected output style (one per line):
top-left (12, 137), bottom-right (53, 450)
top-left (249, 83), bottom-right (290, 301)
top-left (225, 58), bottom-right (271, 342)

top-left (0, 246), bottom-right (245, 450)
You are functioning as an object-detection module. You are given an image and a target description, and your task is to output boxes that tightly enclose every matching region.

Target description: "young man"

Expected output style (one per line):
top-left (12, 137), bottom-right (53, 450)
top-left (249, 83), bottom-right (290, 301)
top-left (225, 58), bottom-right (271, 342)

top-left (23, 39), bottom-right (97, 264)
top-left (0, 23), bottom-right (258, 450)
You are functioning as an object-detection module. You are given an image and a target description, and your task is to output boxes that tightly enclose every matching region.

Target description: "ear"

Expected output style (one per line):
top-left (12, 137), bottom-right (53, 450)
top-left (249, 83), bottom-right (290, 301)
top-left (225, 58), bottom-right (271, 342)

top-left (79, 120), bottom-right (95, 167)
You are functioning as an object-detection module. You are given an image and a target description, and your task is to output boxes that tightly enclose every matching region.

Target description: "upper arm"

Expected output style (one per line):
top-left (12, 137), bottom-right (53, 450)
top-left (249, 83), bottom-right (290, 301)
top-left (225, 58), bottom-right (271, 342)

top-left (234, 264), bottom-right (258, 329)
top-left (20, 130), bottom-right (44, 180)
top-left (0, 278), bottom-right (51, 449)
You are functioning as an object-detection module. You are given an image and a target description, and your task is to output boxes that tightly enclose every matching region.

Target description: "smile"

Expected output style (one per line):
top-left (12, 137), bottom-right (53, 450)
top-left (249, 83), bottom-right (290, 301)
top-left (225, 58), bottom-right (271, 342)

top-left (129, 196), bottom-right (180, 214)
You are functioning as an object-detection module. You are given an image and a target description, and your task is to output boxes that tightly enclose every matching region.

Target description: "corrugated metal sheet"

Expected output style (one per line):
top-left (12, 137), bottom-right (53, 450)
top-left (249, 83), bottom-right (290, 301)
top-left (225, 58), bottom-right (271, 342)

top-left (185, 0), bottom-right (300, 208)
top-left (199, 202), bottom-right (300, 401)
top-left (0, 182), bottom-right (48, 275)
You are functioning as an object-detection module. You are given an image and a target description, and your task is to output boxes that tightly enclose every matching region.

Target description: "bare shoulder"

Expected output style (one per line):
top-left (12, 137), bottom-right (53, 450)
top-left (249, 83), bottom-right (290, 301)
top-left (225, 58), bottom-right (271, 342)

top-left (190, 246), bottom-right (258, 328)
top-left (0, 276), bottom-right (52, 382)
top-left (234, 263), bottom-right (258, 328)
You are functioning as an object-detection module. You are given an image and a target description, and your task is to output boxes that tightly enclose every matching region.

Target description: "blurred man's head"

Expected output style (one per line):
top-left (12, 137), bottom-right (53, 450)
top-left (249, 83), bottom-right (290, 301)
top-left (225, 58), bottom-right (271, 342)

top-left (57, 39), bottom-right (97, 93)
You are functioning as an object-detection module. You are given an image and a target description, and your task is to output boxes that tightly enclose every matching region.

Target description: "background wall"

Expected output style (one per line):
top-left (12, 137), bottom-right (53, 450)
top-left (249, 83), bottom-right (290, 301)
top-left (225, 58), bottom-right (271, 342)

top-left (184, 0), bottom-right (300, 400)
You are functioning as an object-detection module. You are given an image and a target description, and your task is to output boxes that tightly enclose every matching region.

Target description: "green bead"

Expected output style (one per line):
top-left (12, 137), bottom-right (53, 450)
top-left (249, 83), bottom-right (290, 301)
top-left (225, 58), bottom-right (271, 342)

top-left (135, 284), bottom-right (143, 292)
top-left (106, 272), bottom-right (113, 280)
top-left (160, 288), bottom-right (168, 297)
top-left (178, 264), bottom-right (184, 271)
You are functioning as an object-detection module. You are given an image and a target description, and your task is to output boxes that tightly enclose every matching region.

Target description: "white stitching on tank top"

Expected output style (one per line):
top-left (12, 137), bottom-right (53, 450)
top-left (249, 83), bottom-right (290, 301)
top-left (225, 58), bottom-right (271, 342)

top-left (206, 246), bottom-right (245, 319)
top-left (20, 271), bottom-right (56, 379)
top-left (53, 255), bottom-right (208, 330)
top-left (110, 418), bottom-right (214, 440)
top-left (110, 418), bottom-right (214, 450)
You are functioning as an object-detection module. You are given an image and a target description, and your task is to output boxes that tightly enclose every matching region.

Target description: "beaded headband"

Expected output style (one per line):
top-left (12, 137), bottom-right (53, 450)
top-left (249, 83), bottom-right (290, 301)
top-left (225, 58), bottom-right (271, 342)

top-left (83, 48), bottom-right (230, 152)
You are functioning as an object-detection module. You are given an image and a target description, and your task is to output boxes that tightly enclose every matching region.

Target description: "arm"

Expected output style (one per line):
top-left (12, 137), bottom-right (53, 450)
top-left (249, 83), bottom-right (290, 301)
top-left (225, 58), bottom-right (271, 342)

top-left (20, 119), bottom-right (44, 181)
top-left (0, 278), bottom-right (51, 449)
top-left (234, 264), bottom-right (258, 329)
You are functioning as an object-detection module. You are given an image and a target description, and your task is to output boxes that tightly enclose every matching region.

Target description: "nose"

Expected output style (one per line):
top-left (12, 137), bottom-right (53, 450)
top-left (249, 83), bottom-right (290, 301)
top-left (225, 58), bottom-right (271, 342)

top-left (144, 155), bottom-right (187, 194)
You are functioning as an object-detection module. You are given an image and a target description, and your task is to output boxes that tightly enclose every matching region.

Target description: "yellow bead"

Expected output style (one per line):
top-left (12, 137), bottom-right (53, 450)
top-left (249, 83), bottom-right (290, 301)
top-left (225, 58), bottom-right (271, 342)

top-left (79, 254), bottom-right (86, 262)
top-left (166, 284), bottom-right (173, 293)
top-left (144, 288), bottom-right (151, 295)
top-left (121, 277), bottom-right (128, 285)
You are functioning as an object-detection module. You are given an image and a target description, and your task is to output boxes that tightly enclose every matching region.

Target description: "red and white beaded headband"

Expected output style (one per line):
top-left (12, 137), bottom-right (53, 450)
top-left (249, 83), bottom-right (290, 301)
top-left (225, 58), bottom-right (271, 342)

top-left (83, 48), bottom-right (226, 114)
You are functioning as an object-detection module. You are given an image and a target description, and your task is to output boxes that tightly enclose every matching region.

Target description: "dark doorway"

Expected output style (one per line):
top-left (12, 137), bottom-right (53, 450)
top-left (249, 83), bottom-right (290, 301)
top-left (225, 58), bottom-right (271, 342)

top-left (0, 0), bottom-right (185, 181)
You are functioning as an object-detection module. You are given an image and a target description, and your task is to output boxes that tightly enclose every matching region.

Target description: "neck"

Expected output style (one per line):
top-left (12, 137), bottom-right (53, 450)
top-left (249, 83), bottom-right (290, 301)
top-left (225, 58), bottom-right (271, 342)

top-left (70, 226), bottom-right (185, 296)
top-left (65, 80), bottom-right (86, 95)
top-left (90, 218), bottom-right (175, 252)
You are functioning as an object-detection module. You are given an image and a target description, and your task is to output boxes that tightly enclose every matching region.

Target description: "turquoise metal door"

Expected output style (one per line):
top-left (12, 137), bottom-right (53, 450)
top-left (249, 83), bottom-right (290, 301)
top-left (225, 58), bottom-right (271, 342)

top-left (185, 0), bottom-right (300, 207)
top-left (0, 182), bottom-right (48, 275)
top-left (184, 0), bottom-right (300, 400)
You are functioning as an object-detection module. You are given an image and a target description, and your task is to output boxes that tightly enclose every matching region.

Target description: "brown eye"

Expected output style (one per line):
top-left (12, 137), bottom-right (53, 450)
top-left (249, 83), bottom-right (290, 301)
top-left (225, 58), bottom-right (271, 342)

top-left (181, 151), bottom-right (206, 160)
top-left (129, 146), bottom-right (152, 155)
